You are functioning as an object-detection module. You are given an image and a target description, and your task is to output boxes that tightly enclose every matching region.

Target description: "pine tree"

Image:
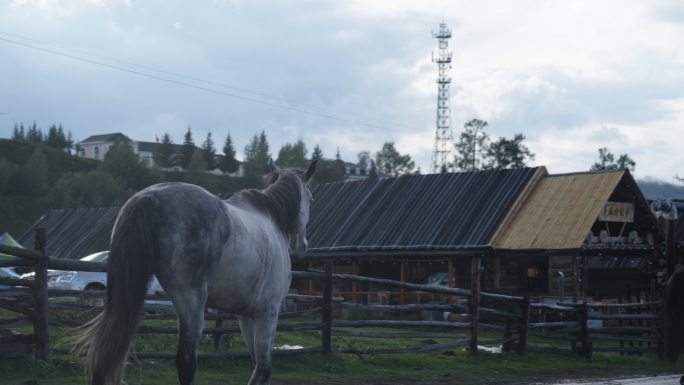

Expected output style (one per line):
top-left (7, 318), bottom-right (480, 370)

top-left (154, 133), bottom-right (176, 168)
top-left (311, 144), bottom-right (324, 162)
top-left (201, 131), bottom-right (217, 170)
top-left (11, 123), bottom-right (25, 141)
top-left (243, 131), bottom-right (271, 178)
top-left (454, 119), bottom-right (490, 172)
top-left (181, 127), bottom-right (195, 169)
top-left (26, 122), bottom-right (43, 143)
top-left (219, 132), bottom-right (240, 174)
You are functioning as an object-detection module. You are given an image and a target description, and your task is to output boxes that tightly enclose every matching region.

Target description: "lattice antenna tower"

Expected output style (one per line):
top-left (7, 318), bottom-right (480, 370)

top-left (431, 21), bottom-right (454, 173)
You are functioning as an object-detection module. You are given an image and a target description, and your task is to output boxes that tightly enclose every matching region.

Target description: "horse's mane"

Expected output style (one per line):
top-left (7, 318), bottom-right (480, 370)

top-left (230, 170), bottom-right (303, 236)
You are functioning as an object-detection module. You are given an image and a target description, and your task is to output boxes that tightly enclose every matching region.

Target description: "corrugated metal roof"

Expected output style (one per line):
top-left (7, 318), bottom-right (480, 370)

top-left (20, 207), bottom-right (120, 259)
top-left (492, 171), bottom-right (625, 250)
top-left (307, 167), bottom-right (541, 253)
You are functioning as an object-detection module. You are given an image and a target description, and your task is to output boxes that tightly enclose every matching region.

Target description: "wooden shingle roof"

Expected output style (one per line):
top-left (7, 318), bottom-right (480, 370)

top-left (492, 170), bottom-right (635, 250)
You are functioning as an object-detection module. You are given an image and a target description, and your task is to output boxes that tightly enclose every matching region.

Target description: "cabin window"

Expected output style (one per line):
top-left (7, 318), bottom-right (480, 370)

top-left (94, 146), bottom-right (100, 159)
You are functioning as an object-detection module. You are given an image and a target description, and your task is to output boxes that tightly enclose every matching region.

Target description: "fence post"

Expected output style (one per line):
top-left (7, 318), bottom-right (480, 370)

top-left (469, 258), bottom-right (481, 354)
top-left (33, 228), bottom-right (49, 361)
top-left (518, 293), bottom-right (530, 354)
top-left (580, 302), bottom-right (592, 359)
top-left (321, 259), bottom-right (333, 354)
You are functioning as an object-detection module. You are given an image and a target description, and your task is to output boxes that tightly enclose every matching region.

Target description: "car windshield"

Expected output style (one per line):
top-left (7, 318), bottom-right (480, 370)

top-left (80, 251), bottom-right (109, 262)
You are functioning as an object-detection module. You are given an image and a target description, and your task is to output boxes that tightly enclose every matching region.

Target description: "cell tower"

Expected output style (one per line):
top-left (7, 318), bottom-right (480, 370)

top-left (431, 21), bottom-right (454, 173)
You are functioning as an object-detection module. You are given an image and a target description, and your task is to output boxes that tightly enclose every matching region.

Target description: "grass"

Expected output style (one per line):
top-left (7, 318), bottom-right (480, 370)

top-left (1, 346), bottom-right (681, 385)
top-left (1, 316), bottom-right (682, 385)
top-left (1, 307), bottom-right (681, 385)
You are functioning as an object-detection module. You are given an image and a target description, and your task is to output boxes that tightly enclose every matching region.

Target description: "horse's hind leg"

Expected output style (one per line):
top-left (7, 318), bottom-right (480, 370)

top-left (238, 315), bottom-right (256, 363)
top-left (171, 290), bottom-right (208, 385)
top-left (247, 310), bottom-right (279, 385)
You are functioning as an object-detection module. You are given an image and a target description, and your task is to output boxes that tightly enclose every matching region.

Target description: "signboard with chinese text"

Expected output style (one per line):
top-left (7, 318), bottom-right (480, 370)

top-left (599, 201), bottom-right (634, 223)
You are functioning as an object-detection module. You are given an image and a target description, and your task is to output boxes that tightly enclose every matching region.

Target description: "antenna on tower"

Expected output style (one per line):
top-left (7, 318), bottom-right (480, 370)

top-left (431, 21), bottom-right (454, 173)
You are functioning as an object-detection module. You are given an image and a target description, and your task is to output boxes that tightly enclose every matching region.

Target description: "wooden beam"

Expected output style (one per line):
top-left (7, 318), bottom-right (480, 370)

top-left (470, 258), bottom-right (481, 354)
top-left (352, 261), bottom-right (358, 303)
top-left (400, 260), bottom-right (406, 306)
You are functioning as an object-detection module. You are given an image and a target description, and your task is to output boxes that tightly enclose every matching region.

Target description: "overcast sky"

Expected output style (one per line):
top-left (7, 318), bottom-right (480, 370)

top-left (0, 0), bottom-right (682, 181)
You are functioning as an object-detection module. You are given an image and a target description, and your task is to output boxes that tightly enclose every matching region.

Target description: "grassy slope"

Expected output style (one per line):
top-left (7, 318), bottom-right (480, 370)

top-left (0, 139), bottom-right (99, 236)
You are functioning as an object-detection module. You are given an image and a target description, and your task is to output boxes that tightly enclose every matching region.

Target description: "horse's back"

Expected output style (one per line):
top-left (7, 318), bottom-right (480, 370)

top-left (126, 183), bottom-right (231, 288)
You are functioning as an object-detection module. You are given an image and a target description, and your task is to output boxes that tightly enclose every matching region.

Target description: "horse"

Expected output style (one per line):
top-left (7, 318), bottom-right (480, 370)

top-left (664, 267), bottom-right (684, 364)
top-left (74, 160), bottom-right (317, 385)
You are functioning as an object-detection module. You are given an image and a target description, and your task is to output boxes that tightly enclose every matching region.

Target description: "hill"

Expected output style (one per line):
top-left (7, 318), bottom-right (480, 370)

top-left (0, 139), bottom-right (100, 237)
top-left (0, 139), bottom-right (257, 238)
top-left (637, 177), bottom-right (684, 200)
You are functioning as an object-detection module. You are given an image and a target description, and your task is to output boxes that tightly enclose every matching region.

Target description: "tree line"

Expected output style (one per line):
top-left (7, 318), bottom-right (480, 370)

top-left (11, 122), bottom-right (74, 153)
top-left (152, 127), bottom-right (421, 182)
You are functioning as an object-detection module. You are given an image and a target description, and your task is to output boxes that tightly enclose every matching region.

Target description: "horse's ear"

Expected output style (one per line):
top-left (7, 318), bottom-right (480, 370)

top-left (305, 160), bottom-right (317, 182)
top-left (269, 158), bottom-right (281, 173)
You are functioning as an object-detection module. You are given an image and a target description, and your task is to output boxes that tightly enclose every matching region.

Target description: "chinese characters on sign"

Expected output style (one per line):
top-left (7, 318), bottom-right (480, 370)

top-left (599, 201), bottom-right (635, 223)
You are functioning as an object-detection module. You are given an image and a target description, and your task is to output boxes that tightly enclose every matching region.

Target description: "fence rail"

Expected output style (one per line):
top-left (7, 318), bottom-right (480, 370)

top-left (0, 230), bottom-right (665, 361)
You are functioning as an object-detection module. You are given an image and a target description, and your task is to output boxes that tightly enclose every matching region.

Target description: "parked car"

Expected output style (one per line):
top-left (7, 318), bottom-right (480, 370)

top-left (425, 271), bottom-right (448, 286)
top-left (46, 251), bottom-right (168, 307)
top-left (0, 267), bottom-right (23, 288)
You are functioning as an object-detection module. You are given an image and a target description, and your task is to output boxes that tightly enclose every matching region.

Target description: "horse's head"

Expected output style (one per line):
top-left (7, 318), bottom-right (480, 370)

top-left (265, 159), bottom-right (317, 260)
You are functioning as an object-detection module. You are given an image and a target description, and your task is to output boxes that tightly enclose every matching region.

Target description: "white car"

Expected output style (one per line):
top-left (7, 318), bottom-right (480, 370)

top-left (47, 251), bottom-right (167, 301)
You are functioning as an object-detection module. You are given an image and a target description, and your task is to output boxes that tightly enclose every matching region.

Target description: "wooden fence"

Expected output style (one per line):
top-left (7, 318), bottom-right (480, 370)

top-left (0, 232), bottom-right (664, 361)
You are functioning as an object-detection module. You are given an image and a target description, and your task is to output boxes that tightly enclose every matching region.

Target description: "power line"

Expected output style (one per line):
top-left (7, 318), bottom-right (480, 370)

top-left (0, 32), bottom-right (421, 134)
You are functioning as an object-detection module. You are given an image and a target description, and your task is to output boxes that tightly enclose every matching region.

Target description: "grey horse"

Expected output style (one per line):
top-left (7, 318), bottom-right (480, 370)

top-left (75, 160), bottom-right (317, 385)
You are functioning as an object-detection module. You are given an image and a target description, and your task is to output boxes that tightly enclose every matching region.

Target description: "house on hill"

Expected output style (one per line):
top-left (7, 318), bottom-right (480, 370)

top-left (77, 133), bottom-right (192, 169)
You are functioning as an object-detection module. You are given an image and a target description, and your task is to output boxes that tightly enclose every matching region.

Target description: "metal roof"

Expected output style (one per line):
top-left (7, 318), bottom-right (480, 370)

top-left (19, 207), bottom-right (119, 260)
top-left (307, 167), bottom-right (541, 254)
top-left (79, 133), bottom-right (130, 144)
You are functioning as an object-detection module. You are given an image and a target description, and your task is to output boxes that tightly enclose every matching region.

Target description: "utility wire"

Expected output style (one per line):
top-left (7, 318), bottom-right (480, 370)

top-left (0, 32), bottom-right (421, 134)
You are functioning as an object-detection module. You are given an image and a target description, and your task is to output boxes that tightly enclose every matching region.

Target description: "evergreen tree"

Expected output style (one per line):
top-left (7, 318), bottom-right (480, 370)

top-left (375, 142), bottom-right (416, 177)
top-left (486, 133), bottom-right (535, 170)
top-left (201, 131), bottom-right (217, 170)
top-left (154, 133), bottom-right (176, 168)
top-left (276, 139), bottom-right (308, 168)
top-left (11, 123), bottom-right (25, 141)
top-left (243, 131), bottom-right (271, 178)
top-left (219, 132), bottom-right (240, 174)
top-left (454, 118), bottom-right (490, 172)
top-left (26, 122), bottom-right (43, 143)
top-left (181, 126), bottom-right (195, 169)
top-left (65, 129), bottom-right (75, 153)
top-left (44, 123), bottom-right (71, 152)
top-left (311, 144), bottom-right (324, 162)
top-left (188, 149), bottom-right (209, 172)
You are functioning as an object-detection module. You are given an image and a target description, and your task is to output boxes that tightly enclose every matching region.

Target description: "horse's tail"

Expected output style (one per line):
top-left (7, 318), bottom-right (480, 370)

top-left (73, 194), bottom-right (159, 385)
top-left (665, 269), bottom-right (684, 364)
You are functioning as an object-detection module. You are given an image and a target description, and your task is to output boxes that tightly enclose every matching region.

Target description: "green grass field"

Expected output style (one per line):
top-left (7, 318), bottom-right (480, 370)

top-left (1, 311), bottom-right (681, 385)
